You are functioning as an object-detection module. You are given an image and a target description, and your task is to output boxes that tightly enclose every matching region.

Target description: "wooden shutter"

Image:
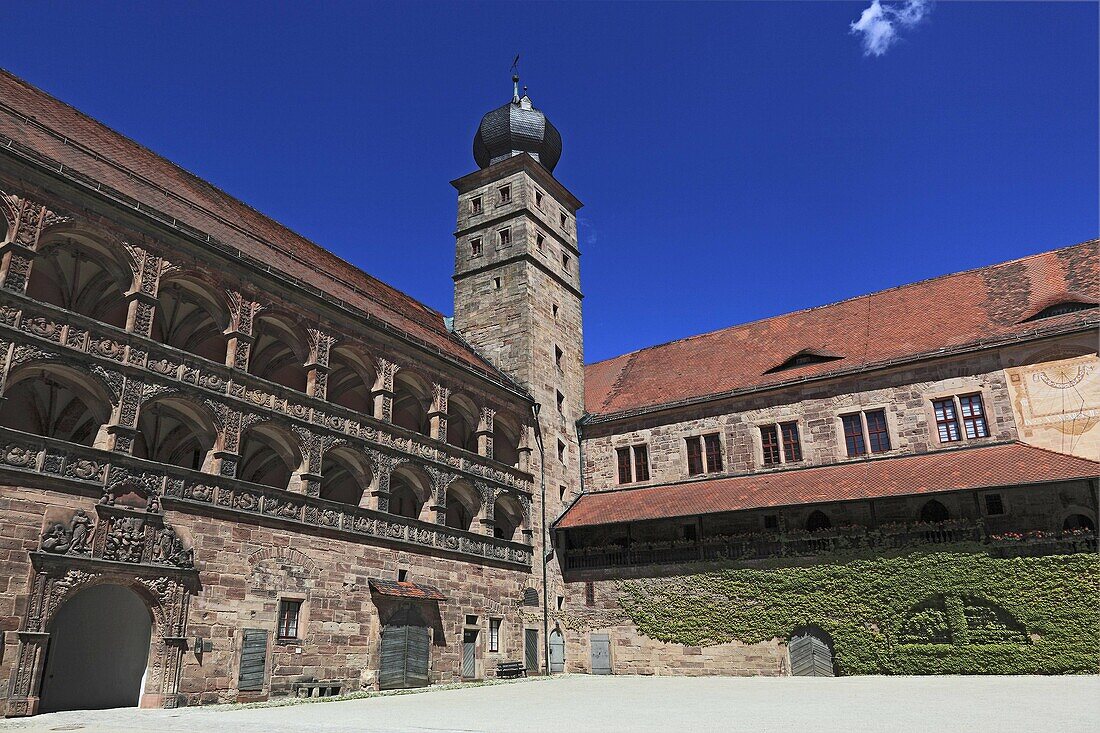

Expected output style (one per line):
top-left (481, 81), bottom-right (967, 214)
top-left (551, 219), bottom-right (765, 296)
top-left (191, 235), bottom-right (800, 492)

top-left (524, 628), bottom-right (539, 672)
top-left (379, 624), bottom-right (408, 690)
top-left (789, 632), bottom-right (834, 677)
top-left (237, 628), bottom-right (269, 692)
top-left (405, 625), bottom-right (430, 688)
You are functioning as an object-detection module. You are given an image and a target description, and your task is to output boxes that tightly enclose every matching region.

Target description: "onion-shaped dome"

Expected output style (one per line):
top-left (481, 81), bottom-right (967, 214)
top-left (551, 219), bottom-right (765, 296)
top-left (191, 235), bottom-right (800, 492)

top-left (473, 77), bottom-right (562, 173)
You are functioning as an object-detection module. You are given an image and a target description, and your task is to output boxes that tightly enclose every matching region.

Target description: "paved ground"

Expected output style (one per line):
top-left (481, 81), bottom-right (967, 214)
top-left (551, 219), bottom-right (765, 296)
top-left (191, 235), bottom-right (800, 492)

top-left (2, 675), bottom-right (1097, 733)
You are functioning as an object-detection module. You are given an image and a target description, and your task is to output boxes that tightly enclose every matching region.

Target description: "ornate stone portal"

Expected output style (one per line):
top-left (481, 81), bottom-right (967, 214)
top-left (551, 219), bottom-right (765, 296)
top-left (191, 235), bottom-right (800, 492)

top-left (6, 493), bottom-right (198, 717)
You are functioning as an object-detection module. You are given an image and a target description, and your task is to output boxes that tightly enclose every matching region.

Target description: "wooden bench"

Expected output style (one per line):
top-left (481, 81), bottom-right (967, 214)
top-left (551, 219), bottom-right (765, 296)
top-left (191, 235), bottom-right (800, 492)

top-left (496, 661), bottom-right (526, 678)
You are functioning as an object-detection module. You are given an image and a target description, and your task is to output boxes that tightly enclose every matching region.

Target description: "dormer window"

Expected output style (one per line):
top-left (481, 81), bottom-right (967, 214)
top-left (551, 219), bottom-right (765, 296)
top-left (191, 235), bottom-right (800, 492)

top-left (764, 349), bottom-right (844, 374)
top-left (499, 186), bottom-right (511, 204)
top-left (1022, 300), bottom-right (1097, 322)
top-left (470, 196), bottom-right (482, 215)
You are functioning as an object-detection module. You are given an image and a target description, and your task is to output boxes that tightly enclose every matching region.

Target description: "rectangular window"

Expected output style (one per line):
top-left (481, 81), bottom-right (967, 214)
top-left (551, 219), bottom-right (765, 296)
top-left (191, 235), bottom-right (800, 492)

top-left (536, 232), bottom-right (545, 250)
top-left (535, 190), bottom-right (544, 208)
top-left (489, 618), bottom-right (501, 652)
top-left (685, 436), bottom-right (704, 476)
top-left (499, 185), bottom-right (511, 203)
top-left (471, 196), bottom-right (482, 214)
top-left (703, 433), bottom-right (724, 472)
top-left (761, 424), bottom-right (781, 465)
top-left (557, 439), bottom-right (566, 464)
top-left (555, 345), bottom-right (563, 369)
top-left (958, 394), bottom-right (989, 439)
top-left (616, 447), bottom-right (632, 485)
top-left (277, 599), bottom-right (301, 640)
top-left (470, 237), bottom-right (483, 257)
top-left (841, 413), bottom-right (867, 457)
top-left (780, 422), bottom-right (802, 462)
top-left (556, 390), bottom-right (565, 414)
top-left (633, 445), bottom-right (650, 482)
top-left (984, 493), bottom-right (1005, 516)
top-left (560, 212), bottom-right (567, 227)
top-left (562, 253), bottom-right (571, 271)
top-left (763, 514), bottom-right (779, 530)
top-left (865, 409), bottom-right (891, 453)
top-left (584, 581), bottom-right (595, 607)
top-left (933, 398), bottom-right (961, 443)
top-left (499, 228), bottom-right (511, 246)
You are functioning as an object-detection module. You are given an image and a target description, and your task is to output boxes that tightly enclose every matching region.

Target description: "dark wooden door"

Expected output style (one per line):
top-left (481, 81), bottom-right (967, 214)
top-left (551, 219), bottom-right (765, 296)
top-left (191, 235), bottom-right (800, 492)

top-left (524, 628), bottom-right (539, 674)
top-left (789, 631), bottom-right (834, 676)
top-left (590, 633), bottom-right (611, 674)
top-left (379, 609), bottom-right (431, 690)
top-left (237, 628), bottom-right (269, 692)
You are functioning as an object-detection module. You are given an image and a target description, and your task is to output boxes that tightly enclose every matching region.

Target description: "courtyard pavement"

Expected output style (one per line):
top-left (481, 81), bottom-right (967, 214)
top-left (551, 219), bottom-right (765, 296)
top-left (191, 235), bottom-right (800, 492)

top-left (1, 674), bottom-right (1097, 733)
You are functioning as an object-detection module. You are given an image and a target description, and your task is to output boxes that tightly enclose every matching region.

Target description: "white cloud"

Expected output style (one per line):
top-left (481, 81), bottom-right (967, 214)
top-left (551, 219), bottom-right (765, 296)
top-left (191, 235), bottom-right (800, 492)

top-left (850, 0), bottom-right (932, 57)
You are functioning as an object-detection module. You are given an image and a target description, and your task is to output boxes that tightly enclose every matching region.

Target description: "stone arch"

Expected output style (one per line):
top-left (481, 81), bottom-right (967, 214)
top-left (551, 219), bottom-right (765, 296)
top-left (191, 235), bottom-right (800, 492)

top-left (392, 369), bottom-right (431, 436)
top-left (246, 546), bottom-right (319, 575)
top-left (445, 479), bottom-right (481, 531)
top-left (493, 412), bottom-right (522, 467)
top-left (249, 311), bottom-right (309, 392)
top-left (320, 445), bottom-right (373, 506)
top-left (446, 393), bottom-right (480, 452)
top-left (918, 498), bottom-right (950, 523)
top-left (151, 272), bottom-right (230, 363)
top-left (27, 228), bottom-right (134, 328)
top-left (389, 463), bottom-right (432, 521)
top-left (238, 420), bottom-right (304, 490)
top-left (1061, 509), bottom-right (1096, 532)
top-left (805, 509), bottom-right (831, 532)
top-left (134, 393), bottom-right (218, 471)
top-left (492, 492), bottom-right (524, 541)
top-left (327, 343), bottom-right (377, 414)
top-left (0, 360), bottom-right (115, 446)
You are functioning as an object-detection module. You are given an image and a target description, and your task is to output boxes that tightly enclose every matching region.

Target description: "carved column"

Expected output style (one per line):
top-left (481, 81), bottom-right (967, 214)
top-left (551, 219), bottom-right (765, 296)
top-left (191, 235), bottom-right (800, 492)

top-left (225, 292), bottom-right (259, 371)
top-left (365, 449), bottom-right (399, 512)
top-left (0, 197), bottom-right (53, 294)
top-left (123, 245), bottom-right (163, 338)
top-left (518, 495), bottom-right (534, 543)
top-left (517, 423), bottom-right (534, 472)
top-left (103, 375), bottom-right (146, 454)
top-left (476, 407), bottom-right (495, 460)
top-left (207, 401), bottom-right (248, 478)
top-left (476, 482), bottom-right (497, 536)
top-left (305, 328), bottom-right (334, 400)
top-left (371, 358), bottom-right (398, 422)
top-left (428, 383), bottom-right (449, 442)
top-left (426, 467), bottom-right (454, 525)
top-left (291, 425), bottom-right (323, 497)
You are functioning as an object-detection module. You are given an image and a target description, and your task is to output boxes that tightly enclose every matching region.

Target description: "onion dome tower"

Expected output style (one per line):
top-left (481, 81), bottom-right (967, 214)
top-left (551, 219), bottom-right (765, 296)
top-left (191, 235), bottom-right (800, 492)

top-left (472, 75), bottom-right (562, 173)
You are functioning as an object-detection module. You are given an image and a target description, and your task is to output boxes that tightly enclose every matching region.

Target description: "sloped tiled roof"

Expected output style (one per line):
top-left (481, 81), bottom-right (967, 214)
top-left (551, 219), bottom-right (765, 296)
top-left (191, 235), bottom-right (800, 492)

top-left (554, 442), bottom-right (1100, 529)
top-left (368, 579), bottom-right (447, 601)
top-left (585, 242), bottom-right (1098, 418)
top-left (0, 69), bottom-right (513, 386)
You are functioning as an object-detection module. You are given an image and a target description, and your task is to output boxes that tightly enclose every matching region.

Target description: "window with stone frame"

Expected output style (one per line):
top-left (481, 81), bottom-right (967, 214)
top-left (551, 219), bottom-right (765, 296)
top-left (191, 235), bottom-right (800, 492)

top-left (616, 445), bottom-right (650, 484)
top-left (470, 195), bottom-right (483, 214)
top-left (536, 232), bottom-right (545, 251)
top-left (760, 422), bottom-right (801, 465)
top-left (585, 581), bottom-right (595, 607)
top-left (489, 618), bottom-right (501, 652)
top-left (499, 185), bottom-right (511, 203)
top-left (958, 393), bottom-right (990, 439)
top-left (535, 189), bottom-right (544, 209)
top-left (499, 228), bottom-right (511, 246)
top-left (277, 599), bottom-right (302, 640)
top-left (686, 433), bottom-right (723, 476)
top-left (932, 398), bottom-right (961, 443)
top-left (470, 237), bottom-right (483, 257)
top-left (840, 410), bottom-right (890, 457)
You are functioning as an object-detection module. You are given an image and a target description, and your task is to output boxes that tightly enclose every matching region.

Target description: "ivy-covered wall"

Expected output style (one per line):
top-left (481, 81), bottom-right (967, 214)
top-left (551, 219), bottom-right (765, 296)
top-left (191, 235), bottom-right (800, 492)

top-left (615, 548), bottom-right (1099, 674)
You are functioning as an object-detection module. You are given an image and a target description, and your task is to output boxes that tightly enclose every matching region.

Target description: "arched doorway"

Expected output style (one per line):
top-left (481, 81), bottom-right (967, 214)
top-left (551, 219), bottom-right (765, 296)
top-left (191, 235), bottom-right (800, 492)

top-left (788, 626), bottom-right (834, 677)
top-left (379, 605), bottom-right (431, 690)
top-left (39, 584), bottom-right (153, 712)
top-left (549, 629), bottom-right (565, 673)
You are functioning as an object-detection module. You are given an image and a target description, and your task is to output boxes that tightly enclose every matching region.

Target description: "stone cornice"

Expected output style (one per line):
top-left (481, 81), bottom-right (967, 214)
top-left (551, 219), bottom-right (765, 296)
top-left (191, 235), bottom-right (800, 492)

top-left (450, 154), bottom-right (583, 212)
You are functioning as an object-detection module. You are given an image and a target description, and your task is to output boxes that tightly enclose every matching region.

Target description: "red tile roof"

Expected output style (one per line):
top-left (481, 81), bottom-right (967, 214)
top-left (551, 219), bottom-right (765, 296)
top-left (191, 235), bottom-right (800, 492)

top-left (554, 442), bottom-right (1099, 529)
top-left (368, 579), bottom-right (447, 601)
top-left (0, 69), bottom-right (512, 386)
top-left (585, 242), bottom-right (1099, 418)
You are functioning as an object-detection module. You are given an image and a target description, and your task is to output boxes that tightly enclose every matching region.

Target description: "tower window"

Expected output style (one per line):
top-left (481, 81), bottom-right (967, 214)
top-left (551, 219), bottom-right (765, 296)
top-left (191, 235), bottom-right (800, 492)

top-left (471, 196), bottom-right (482, 215)
top-left (560, 212), bottom-right (567, 228)
top-left (557, 439), bottom-right (566, 464)
top-left (554, 345), bottom-right (563, 369)
top-left (552, 303), bottom-right (559, 319)
top-left (562, 253), bottom-right (571, 271)
top-left (499, 228), bottom-right (511, 246)
top-left (559, 485), bottom-right (566, 501)
top-left (556, 390), bottom-right (565, 413)
top-left (499, 185), bottom-right (511, 203)
top-left (470, 237), bottom-right (483, 257)
top-left (493, 277), bottom-right (501, 290)
top-left (535, 190), bottom-right (544, 208)
top-left (536, 233), bottom-right (545, 251)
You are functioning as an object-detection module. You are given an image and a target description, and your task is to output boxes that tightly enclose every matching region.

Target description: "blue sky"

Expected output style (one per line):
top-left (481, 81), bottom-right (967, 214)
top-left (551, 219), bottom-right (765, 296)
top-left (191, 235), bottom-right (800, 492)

top-left (2, 1), bottom-right (1096, 364)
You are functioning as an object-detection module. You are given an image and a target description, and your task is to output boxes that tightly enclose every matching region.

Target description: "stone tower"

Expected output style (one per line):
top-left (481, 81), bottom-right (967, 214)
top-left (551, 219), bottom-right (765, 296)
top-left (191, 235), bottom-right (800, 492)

top-left (452, 77), bottom-right (585, 538)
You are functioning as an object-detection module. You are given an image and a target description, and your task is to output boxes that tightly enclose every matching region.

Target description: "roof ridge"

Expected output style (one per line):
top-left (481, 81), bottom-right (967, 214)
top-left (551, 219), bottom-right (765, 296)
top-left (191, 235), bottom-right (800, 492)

top-left (585, 238), bottom-right (1098, 368)
top-left (0, 68), bottom-right (452, 332)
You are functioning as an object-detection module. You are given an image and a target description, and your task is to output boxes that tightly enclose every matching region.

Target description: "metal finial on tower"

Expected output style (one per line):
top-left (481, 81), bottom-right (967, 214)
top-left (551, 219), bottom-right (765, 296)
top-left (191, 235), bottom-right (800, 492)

top-left (510, 54), bottom-right (521, 102)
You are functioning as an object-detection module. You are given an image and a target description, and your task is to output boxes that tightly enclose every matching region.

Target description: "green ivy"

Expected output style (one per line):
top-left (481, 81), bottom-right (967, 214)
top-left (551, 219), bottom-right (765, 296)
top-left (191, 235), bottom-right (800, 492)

top-left (615, 548), bottom-right (1099, 674)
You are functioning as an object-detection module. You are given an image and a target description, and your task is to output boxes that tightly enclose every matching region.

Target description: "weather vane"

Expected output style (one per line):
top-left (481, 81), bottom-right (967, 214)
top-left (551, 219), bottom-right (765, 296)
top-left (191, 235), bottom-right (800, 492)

top-left (511, 54), bottom-right (521, 101)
